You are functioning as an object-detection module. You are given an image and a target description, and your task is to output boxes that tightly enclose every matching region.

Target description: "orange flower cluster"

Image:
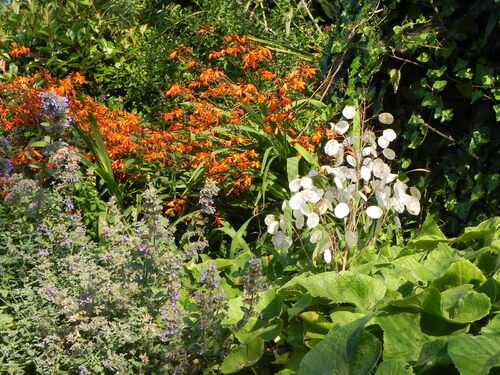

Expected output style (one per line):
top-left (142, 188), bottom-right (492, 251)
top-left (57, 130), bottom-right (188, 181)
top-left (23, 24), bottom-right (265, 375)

top-left (156, 35), bottom-right (324, 204)
top-left (1, 35), bottom-right (325, 220)
top-left (8, 45), bottom-right (31, 58)
top-left (0, 74), bottom-right (84, 171)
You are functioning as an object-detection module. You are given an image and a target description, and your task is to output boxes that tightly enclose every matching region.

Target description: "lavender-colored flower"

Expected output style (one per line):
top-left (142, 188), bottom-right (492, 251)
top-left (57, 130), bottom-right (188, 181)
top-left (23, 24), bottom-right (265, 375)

top-left (0, 158), bottom-right (13, 177)
top-left (199, 179), bottom-right (220, 215)
top-left (38, 92), bottom-right (72, 136)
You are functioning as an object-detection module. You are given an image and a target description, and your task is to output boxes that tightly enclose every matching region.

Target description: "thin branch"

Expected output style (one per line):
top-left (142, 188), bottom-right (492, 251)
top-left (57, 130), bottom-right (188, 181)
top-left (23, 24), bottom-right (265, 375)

top-left (299, 0), bottom-right (323, 35)
top-left (421, 121), bottom-right (480, 161)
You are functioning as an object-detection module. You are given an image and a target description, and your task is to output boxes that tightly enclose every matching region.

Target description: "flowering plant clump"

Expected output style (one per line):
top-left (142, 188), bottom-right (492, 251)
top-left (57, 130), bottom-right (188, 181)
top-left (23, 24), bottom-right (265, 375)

top-left (265, 106), bottom-right (421, 270)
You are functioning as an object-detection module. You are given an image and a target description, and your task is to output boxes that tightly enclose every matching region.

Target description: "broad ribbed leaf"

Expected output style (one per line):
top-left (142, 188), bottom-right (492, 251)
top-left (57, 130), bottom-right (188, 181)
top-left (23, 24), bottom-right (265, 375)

top-left (448, 334), bottom-right (500, 375)
top-left (374, 359), bottom-right (414, 375)
top-left (298, 315), bottom-right (381, 375)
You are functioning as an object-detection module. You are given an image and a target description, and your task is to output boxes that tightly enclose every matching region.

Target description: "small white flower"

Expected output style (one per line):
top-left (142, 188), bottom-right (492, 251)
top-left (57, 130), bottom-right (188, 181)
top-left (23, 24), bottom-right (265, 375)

top-left (324, 140), bottom-right (340, 156)
top-left (372, 159), bottom-right (391, 179)
top-left (267, 221), bottom-right (280, 234)
top-left (383, 128), bottom-right (397, 141)
top-left (362, 147), bottom-right (376, 157)
top-left (410, 186), bottom-right (421, 199)
top-left (281, 236), bottom-right (293, 250)
top-left (272, 231), bottom-right (284, 247)
top-left (289, 178), bottom-right (302, 192)
top-left (323, 249), bottom-right (332, 264)
top-left (334, 203), bottom-right (350, 218)
top-left (289, 192), bottom-right (304, 210)
top-left (304, 188), bottom-right (323, 203)
top-left (264, 214), bottom-right (276, 226)
top-left (378, 112), bottom-right (394, 125)
top-left (382, 148), bottom-right (396, 160)
top-left (360, 165), bottom-right (372, 181)
top-left (366, 205), bottom-right (384, 219)
top-left (300, 176), bottom-right (314, 189)
top-left (334, 120), bottom-right (350, 135)
top-left (310, 230), bottom-right (322, 243)
top-left (317, 199), bottom-right (331, 214)
top-left (377, 135), bottom-right (391, 149)
top-left (306, 212), bottom-right (320, 228)
top-left (346, 154), bottom-right (357, 167)
top-left (342, 106), bottom-right (356, 120)
top-left (295, 213), bottom-right (304, 229)
top-left (405, 196), bottom-right (421, 215)
top-left (321, 165), bottom-right (335, 175)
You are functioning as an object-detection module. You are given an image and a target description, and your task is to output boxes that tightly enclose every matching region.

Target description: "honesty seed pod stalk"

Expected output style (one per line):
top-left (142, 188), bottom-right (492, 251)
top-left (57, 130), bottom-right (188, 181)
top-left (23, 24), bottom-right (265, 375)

top-left (266, 105), bottom-right (421, 271)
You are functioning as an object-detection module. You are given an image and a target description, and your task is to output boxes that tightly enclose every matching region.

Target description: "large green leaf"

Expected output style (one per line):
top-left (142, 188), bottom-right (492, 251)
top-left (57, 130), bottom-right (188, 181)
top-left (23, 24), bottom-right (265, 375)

top-left (408, 215), bottom-right (448, 250)
top-left (220, 337), bottom-right (265, 374)
top-left (390, 285), bottom-right (491, 324)
top-left (440, 285), bottom-right (491, 323)
top-left (375, 309), bottom-right (465, 362)
top-left (374, 359), bottom-right (414, 375)
top-left (280, 272), bottom-right (386, 311)
top-left (431, 259), bottom-right (486, 290)
top-left (451, 217), bottom-right (500, 246)
top-left (298, 314), bottom-right (381, 375)
top-left (448, 334), bottom-right (500, 375)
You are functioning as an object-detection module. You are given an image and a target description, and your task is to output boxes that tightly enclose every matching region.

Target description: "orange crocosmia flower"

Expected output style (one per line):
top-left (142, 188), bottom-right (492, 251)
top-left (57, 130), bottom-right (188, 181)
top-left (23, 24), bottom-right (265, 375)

top-left (70, 72), bottom-right (86, 85)
top-left (258, 69), bottom-right (276, 81)
top-left (8, 46), bottom-right (31, 58)
top-left (213, 215), bottom-right (224, 227)
top-left (302, 65), bottom-right (318, 79)
top-left (290, 79), bottom-right (306, 91)
top-left (198, 25), bottom-right (215, 35)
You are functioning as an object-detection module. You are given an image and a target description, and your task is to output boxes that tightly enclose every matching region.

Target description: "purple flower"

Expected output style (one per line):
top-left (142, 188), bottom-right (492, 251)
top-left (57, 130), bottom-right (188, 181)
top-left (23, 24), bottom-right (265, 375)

top-left (0, 158), bottom-right (13, 177)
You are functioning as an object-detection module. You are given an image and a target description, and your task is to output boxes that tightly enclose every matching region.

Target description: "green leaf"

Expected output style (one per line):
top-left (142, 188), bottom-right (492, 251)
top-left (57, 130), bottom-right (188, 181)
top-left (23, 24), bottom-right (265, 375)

top-left (431, 259), bottom-right (487, 290)
top-left (448, 334), bottom-right (500, 375)
top-left (432, 80), bottom-right (447, 91)
top-left (280, 272), bottom-right (386, 311)
top-left (298, 311), bottom-right (334, 335)
top-left (220, 337), bottom-right (264, 374)
top-left (389, 69), bottom-right (401, 93)
top-left (287, 156), bottom-right (300, 185)
top-left (376, 310), bottom-right (433, 362)
top-left (408, 215), bottom-right (448, 250)
top-left (389, 287), bottom-right (443, 317)
top-left (216, 217), bottom-right (254, 258)
top-left (480, 315), bottom-right (500, 335)
top-left (374, 359), bottom-right (414, 375)
top-left (289, 294), bottom-right (313, 319)
top-left (292, 143), bottom-right (319, 169)
top-left (298, 315), bottom-right (381, 375)
top-left (451, 217), bottom-right (500, 246)
top-left (440, 285), bottom-right (491, 323)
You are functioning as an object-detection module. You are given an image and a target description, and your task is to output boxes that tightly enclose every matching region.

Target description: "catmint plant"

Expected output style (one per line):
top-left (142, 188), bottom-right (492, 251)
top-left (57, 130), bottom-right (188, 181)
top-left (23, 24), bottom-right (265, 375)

top-left (266, 106), bottom-right (421, 270)
top-left (38, 91), bottom-right (71, 135)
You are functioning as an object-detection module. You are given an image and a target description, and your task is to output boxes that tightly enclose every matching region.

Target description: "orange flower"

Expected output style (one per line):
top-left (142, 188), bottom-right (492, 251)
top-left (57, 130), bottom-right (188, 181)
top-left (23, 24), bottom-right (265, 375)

top-left (8, 46), bottom-right (31, 58)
